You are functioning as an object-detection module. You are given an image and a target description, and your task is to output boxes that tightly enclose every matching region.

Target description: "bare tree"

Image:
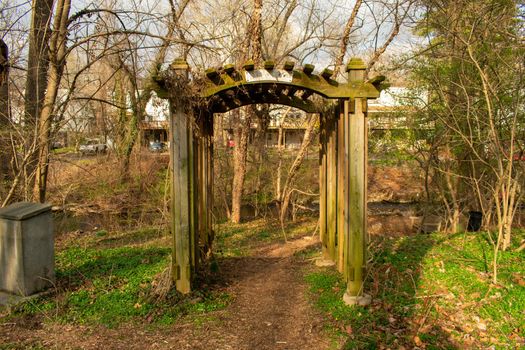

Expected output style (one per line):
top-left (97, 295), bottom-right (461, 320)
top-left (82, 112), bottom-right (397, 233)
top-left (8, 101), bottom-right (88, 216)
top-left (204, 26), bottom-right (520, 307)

top-left (410, 0), bottom-right (524, 282)
top-left (279, 113), bottom-right (318, 224)
top-left (230, 0), bottom-right (263, 224)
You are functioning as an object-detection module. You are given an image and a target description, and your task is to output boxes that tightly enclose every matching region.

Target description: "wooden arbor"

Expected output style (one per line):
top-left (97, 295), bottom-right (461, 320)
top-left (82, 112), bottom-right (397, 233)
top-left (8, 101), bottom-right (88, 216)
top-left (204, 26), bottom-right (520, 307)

top-left (155, 58), bottom-right (382, 305)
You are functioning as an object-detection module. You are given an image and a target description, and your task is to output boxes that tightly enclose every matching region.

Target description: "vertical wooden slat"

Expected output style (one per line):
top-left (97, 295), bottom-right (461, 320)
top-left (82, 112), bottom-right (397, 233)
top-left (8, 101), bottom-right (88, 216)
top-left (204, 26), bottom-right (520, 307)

top-left (190, 122), bottom-right (198, 270)
top-left (327, 113), bottom-right (337, 261)
top-left (201, 129), bottom-right (207, 251)
top-left (319, 114), bottom-right (328, 258)
top-left (170, 102), bottom-right (192, 293)
top-left (196, 124), bottom-right (205, 266)
top-left (337, 101), bottom-right (345, 273)
top-left (345, 97), bottom-right (367, 297)
top-left (207, 115), bottom-right (214, 248)
top-left (170, 60), bottom-right (192, 294)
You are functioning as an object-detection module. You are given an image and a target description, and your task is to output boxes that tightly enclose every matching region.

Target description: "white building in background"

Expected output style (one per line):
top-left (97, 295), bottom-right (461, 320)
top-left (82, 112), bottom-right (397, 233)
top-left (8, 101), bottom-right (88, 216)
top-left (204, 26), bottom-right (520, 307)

top-left (140, 91), bottom-right (170, 145)
top-left (138, 87), bottom-right (426, 149)
top-left (368, 87), bottom-right (428, 130)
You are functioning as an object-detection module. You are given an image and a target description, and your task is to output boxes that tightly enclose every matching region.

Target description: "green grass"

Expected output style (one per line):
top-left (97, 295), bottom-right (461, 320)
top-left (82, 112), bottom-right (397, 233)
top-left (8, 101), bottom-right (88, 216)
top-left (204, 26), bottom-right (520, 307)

top-left (215, 217), bottom-right (317, 257)
top-left (52, 146), bottom-right (76, 155)
top-left (9, 244), bottom-right (231, 328)
top-left (305, 230), bottom-right (525, 349)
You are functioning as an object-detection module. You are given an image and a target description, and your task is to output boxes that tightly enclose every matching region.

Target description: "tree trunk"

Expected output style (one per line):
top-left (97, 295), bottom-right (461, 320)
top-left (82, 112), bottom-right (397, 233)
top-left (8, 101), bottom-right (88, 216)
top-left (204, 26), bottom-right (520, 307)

top-left (24, 0), bottom-right (54, 125)
top-left (231, 109), bottom-right (251, 223)
top-left (33, 0), bottom-right (71, 202)
top-left (333, 0), bottom-right (363, 78)
top-left (23, 0), bottom-right (54, 200)
top-left (0, 39), bottom-right (9, 126)
top-left (0, 39), bottom-right (11, 185)
top-left (230, 0), bottom-right (264, 223)
top-left (279, 114), bottom-right (318, 223)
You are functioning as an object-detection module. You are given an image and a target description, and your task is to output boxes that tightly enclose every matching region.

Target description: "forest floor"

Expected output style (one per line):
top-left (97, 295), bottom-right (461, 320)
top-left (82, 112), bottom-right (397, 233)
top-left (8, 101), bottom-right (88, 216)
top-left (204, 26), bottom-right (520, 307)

top-left (1, 153), bottom-right (524, 349)
top-left (1, 216), bottom-right (524, 349)
top-left (0, 218), bottom-right (335, 350)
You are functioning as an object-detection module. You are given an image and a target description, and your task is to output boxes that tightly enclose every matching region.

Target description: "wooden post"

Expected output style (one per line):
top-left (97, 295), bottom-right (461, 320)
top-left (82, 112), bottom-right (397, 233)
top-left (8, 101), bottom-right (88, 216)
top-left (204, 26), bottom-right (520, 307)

top-left (190, 128), bottom-right (198, 270)
top-left (327, 113), bottom-right (337, 261)
top-left (207, 115), bottom-right (214, 250)
top-left (200, 124), bottom-right (208, 256)
top-left (319, 115), bottom-right (329, 258)
top-left (169, 59), bottom-right (192, 294)
top-left (337, 102), bottom-right (345, 273)
top-left (343, 58), bottom-right (370, 305)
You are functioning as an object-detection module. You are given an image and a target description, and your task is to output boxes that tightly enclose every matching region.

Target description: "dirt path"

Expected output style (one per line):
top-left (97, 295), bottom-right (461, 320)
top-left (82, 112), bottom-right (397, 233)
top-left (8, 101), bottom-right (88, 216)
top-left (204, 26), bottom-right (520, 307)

top-left (0, 236), bottom-right (333, 350)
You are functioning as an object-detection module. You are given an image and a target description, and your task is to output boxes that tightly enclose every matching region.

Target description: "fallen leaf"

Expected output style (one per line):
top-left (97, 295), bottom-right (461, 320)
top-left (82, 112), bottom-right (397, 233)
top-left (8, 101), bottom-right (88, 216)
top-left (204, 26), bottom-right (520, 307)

top-left (477, 322), bottom-right (487, 331)
top-left (414, 335), bottom-right (422, 346)
top-left (470, 292), bottom-right (481, 299)
top-left (513, 274), bottom-right (525, 286)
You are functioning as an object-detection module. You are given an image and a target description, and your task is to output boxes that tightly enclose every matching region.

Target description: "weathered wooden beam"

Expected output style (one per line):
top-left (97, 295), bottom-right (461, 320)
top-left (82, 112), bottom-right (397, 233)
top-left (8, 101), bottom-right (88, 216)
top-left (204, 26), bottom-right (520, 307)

top-left (223, 64), bottom-right (235, 74)
top-left (190, 130), bottom-right (198, 270)
top-left (170, 60), bottom-right (192, 294)
top-left (283, 61), bottom-right (295, 71)
top-left (196, 129), bottom-right (206, 265)
top-left (337, 102), bottom-right (345, 273)
top-left (321, 68), bottom-right (334, 80)
top-left (319, 115), bottom-right (328, 258)
top-left (243, 60), bottom-right (255, 71)
top-left (326, 113), bottom-right (337, 261)
top-left (206, 120), bottom-right (214, 250)
top-left (343, 97), bottom-right (370, 306)
top-left (302, 64), bottom-right (315, 75)
top-left (264, 60), bottom-right (275, 70)
top-left (301, 90), bottom-right (314, 101)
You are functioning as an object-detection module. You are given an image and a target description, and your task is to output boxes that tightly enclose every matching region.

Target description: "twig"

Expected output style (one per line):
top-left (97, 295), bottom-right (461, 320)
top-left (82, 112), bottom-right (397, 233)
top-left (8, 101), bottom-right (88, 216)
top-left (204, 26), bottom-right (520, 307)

top-left (280, 215), bottom-right (288, 242)
top-left (311, 218), bottom-right (320, 238)
top-left (416, 299), bottom-right (436, 334)
top-left (414, 293), bottom-right (448, 299)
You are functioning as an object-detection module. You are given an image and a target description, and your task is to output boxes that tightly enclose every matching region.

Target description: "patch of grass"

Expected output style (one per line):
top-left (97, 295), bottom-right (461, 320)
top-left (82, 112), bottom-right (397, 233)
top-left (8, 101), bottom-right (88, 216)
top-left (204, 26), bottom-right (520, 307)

top-left (214, 217), bottom-right (317, 256)
top-left (10, 245), bottom-right (231, 328)
top-left (90, 226), bottom-right (168, 249)
top-left (52, 146), bottom-right (76, 155)
top-left (305, 231), bottom-right (525, 349)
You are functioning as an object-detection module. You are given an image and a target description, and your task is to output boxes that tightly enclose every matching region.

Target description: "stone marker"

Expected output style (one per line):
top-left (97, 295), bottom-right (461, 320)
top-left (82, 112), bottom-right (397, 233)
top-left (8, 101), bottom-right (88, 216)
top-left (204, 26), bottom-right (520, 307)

top-left (0, 202), bottom-right (54, 296)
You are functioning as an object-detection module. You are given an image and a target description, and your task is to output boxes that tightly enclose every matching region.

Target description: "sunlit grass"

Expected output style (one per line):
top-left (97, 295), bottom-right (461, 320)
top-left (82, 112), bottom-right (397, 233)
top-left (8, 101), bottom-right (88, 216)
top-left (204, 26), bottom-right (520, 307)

top-left (305, 230), bottom-right (525, 349)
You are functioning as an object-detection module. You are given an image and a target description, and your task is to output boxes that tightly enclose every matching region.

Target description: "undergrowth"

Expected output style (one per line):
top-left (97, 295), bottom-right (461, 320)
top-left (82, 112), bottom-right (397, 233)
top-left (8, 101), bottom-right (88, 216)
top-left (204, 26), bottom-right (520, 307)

top-left (306, 230), bottom-right (525, 349)
top-left (6, 231), bottom-right (231, 328)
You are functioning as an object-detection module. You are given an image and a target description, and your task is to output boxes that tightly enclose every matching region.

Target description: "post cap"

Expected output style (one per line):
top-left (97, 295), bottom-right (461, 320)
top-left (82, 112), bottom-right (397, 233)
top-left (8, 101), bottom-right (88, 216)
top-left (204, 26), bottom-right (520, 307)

top-left (171, 58), bottom-right (189, 70)
top-left (346, 57), bottom-right (366, 72)
top-left (0, 202), bottom-right (52, 221)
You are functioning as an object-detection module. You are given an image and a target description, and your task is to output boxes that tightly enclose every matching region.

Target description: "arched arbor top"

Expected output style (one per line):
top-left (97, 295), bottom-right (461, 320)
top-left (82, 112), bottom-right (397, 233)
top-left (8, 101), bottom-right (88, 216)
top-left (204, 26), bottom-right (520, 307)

top-left (154, 58), bottom-right (384, 114)
top-left (157, 57), bottom-right (383, 306)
